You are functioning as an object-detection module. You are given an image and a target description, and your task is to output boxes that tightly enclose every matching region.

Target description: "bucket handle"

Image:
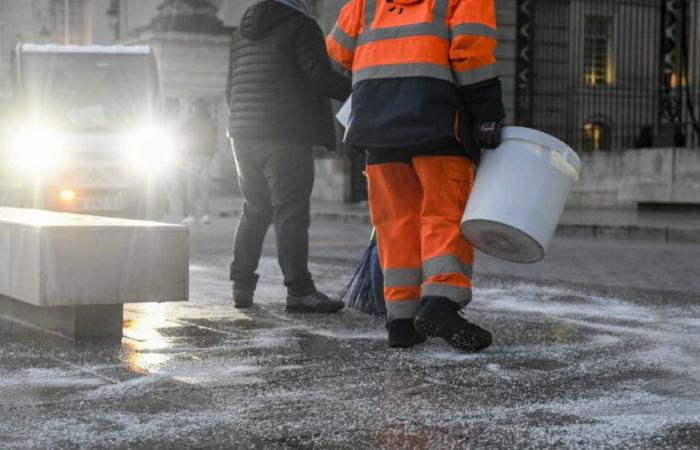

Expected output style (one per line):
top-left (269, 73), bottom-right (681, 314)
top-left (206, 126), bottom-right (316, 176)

top-left (549, 149), bottom-right (580, 182)
top-left (551, 144), bottom-right (581, 175)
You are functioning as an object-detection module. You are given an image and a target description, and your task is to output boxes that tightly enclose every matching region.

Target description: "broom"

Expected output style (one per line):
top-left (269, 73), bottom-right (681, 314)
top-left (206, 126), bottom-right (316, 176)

top-left (337, 229), bottom-right (386, 316)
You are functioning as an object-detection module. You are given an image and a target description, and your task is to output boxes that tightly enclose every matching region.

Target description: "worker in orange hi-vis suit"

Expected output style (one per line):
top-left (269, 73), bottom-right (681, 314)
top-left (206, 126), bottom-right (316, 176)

top-left (327, 0), bottom-right (505, 350)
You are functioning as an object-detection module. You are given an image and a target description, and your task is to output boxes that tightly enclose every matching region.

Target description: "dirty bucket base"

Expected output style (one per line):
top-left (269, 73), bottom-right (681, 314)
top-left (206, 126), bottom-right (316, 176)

top-left (462, 219), bottom-right (545, 263)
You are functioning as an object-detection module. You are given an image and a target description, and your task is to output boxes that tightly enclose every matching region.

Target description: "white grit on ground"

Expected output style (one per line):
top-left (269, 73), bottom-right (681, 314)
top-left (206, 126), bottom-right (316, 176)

top-left (1, 220), bottom-right (699, 448)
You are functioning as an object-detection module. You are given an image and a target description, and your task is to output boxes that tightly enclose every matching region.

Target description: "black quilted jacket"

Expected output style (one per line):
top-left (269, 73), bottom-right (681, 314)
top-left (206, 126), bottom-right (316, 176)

top-left (226, 0), bottom-right (352, 150)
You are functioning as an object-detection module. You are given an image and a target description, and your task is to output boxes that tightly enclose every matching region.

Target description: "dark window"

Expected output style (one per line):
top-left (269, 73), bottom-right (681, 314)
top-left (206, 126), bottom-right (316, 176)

top-left (584, 15), bottom-right (613, 86)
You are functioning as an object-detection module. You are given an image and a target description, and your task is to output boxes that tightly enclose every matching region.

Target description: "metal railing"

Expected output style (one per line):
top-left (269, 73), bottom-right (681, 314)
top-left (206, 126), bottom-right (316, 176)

top-left (514, 0), bottom-right (700, 151)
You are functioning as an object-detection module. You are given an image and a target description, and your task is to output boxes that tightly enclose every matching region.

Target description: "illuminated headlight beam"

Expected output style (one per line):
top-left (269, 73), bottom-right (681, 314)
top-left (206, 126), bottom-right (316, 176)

top-left (6, 124), bottom-right (65, 175)
top-left (125, 125), bottom-right (177, 175)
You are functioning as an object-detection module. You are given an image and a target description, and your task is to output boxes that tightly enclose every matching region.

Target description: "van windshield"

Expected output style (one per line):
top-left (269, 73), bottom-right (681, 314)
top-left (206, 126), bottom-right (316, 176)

top-left (18, 52), bottom-right (157, 131)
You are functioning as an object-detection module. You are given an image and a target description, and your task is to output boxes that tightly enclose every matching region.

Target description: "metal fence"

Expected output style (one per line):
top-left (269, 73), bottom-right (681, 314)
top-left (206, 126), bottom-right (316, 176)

top-left (514, 0), bottom-right (700, 151)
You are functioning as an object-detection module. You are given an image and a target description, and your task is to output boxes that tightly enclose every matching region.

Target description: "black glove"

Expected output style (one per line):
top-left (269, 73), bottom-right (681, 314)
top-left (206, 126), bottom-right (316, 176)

top-left (476, 120), bottom-right (504, 149)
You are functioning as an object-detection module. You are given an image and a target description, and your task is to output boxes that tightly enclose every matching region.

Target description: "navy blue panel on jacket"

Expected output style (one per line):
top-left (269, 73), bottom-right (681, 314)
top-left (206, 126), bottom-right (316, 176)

top-left (345, 76), bottom-right (505, 165)
top-left (226, 0), bottom-right (352, 151)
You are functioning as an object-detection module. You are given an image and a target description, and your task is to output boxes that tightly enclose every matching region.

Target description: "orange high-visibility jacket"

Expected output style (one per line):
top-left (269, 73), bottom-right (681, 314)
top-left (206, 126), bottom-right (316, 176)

top-left (326, 0), bottom-right (505, 159)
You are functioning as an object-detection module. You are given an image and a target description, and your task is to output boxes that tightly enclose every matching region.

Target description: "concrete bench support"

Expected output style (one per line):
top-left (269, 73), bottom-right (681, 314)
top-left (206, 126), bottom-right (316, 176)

top-left (0, 296), bottom-right (123, 340)
top-left (0, 208), bottom-right (189, 341)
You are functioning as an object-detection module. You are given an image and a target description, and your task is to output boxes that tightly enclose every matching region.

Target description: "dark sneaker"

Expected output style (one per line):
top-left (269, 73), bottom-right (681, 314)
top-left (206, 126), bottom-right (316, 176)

top-left (414, 297), bottom-right (492, 352)
top-left (233, 287), bottom-right (254, 308)
top-left (286, 291), bottom-right (345, 313)
top-left (387, 319), bottom-right (426, 348)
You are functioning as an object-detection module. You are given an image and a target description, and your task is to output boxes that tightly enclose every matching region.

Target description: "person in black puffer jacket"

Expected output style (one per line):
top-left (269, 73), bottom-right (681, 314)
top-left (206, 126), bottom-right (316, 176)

top-left (226, 0), bottom-right (352, 313)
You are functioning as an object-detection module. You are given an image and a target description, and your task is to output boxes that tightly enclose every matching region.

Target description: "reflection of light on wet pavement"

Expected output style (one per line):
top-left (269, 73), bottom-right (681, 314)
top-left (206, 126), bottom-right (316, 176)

top-left (122, 303), bottom-right (171, 374)
top-left (309, 329), bottom-right (385, 340)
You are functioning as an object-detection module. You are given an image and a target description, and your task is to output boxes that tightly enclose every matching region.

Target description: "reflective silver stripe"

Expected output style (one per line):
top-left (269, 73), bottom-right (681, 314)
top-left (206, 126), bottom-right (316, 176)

top-left (364, 0), bottom-right (376, 27)
top-left (357, 22), bottom-right (448, 46)
top-left (386, 300), bottom-right (421, 320)
top-left (450, 23), bottom-right (497, 40)
top-left (360, 0), bottom-right (448, 41)
top-left (422, 283), bottom-right (472, 305)
top-left (453, 63), bottom-right (497, 86)
top-left (353, 63), bottom-right (455, 85)
top-left (384, 268), bottom-right (422, 288)
top-left (330, 25), bottom-right (357, 52)
top-left (422, 255), bottom-right (473, 280)
top-left (433, 0), bottom-right (449, 22)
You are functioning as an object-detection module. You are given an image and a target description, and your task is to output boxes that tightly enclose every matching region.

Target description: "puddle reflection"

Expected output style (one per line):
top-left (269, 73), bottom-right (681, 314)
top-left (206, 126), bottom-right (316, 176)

top-left (122, 303), bottom-right (171, 374)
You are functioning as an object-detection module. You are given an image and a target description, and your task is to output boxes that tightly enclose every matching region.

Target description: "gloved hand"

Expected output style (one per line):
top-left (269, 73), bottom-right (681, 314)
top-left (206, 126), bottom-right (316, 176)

top-left (476, 120), bottom-right (504, 149)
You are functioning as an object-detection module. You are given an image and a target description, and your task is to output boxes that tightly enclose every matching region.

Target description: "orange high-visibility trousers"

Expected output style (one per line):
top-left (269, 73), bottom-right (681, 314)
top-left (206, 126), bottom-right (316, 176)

top-left (366, 155), bottom-right (475, 320)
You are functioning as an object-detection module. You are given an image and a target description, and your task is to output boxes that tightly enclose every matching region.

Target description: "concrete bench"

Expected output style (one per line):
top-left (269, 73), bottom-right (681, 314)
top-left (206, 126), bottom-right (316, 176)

top-left (0, 208), bottom-right (188, 341)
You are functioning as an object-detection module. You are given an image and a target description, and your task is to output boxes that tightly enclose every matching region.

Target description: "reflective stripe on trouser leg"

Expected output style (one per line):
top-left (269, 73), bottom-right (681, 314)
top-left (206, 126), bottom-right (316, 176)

top-left (384, 268), bottom-right (422, 320)
top-left (366, 162), bottom-right (423, 320)
top-left (413, 156), bottom-right (476, 307)
top-left (422, 254), bottom-right (473, 304)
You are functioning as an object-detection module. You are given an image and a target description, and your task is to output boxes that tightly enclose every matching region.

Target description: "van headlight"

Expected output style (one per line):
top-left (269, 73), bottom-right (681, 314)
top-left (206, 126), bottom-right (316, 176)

top-left (125, 125), bottom-right (177, 175)
top-left (6, 123), bottom-right (65, 175)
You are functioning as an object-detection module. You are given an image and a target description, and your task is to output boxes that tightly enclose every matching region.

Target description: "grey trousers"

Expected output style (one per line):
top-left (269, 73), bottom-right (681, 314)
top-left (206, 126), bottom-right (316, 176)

top-left (229, 137), bottom-right (316, 297)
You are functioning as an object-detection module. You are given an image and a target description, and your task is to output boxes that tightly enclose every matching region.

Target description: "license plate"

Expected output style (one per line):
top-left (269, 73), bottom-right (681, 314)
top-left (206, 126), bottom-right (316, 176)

top-left (76, 195), bottom-right (125, 211)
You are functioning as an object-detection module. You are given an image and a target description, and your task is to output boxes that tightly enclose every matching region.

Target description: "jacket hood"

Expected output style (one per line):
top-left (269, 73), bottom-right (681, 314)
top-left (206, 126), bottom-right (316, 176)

top-left (240, 0), bottom-right (298, 40)
top-left (274, 0), bottom-right (311, 16)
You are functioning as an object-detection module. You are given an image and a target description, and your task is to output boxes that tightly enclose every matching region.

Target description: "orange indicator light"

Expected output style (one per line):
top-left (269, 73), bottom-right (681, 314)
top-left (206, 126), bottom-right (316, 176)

top-left (59, 188), bottom-right (76, 202)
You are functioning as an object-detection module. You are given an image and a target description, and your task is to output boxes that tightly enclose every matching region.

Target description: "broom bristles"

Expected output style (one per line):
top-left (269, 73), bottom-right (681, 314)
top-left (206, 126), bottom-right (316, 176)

top-left (337, 240), bottom-right (386, 317)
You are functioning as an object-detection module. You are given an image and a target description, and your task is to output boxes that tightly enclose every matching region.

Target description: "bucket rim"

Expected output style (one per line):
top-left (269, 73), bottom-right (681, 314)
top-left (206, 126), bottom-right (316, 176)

top-left (502, 126), bottom-right (582, 174)
top-left (461, 218), bottom-right (546, 263)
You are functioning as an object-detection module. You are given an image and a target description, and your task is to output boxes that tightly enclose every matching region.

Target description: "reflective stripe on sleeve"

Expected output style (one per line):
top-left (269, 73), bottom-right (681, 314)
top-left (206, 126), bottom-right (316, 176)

top-left (330, 25), bottom-right (358, 52)
top-left (450, 23), bottom-right (497, 40)
top-left (453, 63), bottom-right (497, 86)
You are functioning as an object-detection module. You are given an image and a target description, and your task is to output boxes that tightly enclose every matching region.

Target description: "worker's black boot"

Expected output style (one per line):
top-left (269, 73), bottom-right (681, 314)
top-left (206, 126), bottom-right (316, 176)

top-left (387, 319), bottom-right (426, 348)
top-left (414, 297), bottom-right (492, 352)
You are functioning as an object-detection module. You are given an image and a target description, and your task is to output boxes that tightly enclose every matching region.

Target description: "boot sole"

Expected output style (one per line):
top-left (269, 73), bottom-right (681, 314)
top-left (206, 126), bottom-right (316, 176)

top-left (414, 317), bottom-right (492, 352)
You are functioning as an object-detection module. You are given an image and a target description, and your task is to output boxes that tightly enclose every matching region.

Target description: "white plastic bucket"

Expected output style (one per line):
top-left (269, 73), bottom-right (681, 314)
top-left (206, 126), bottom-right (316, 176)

top-left (461, 126), bottom-right (581, 263)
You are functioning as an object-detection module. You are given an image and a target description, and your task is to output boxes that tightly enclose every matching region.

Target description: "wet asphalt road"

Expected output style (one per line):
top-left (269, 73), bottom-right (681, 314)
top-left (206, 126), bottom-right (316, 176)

top-left (1, 215), bottom-right (699, 449)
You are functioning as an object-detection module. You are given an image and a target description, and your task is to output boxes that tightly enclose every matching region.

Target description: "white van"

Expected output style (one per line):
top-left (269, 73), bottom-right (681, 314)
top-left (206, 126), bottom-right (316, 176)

top-left (1, 44), bottom-right (175, 218)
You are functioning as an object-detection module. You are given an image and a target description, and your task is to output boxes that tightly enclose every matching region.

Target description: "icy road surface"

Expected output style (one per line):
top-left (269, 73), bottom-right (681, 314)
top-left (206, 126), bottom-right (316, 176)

top-left (1, 216), bottom-right (699, 449)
